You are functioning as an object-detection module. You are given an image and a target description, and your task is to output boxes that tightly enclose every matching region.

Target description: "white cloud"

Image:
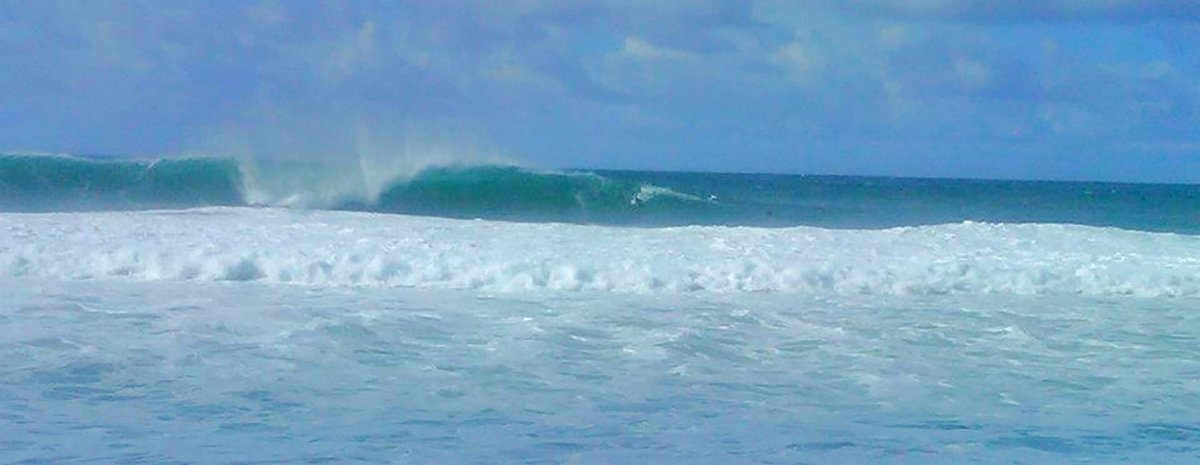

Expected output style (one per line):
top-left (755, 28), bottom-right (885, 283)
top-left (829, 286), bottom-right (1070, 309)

top-left (771, 33), bottom-right (824, 84)
top-left (620, 36), bottom-right (688, 62)
top-left (1038, 104), bottom-right (1096, 135)
top-left (588, 36), bottom-right (693, 95)
top-left (878, 24), bottom-right (907, 50)
top-left (820, 0), bottom-right (1200, 21)
top-left (247, 1), bottom-right (286, 26)
top-left (954, 57), bottom-right (990, 90)
top-left (1146, 60), bottom-right (1172, 79)
top-left (2, 0), bottom-right (1197, 178)
top-left (484, 48), bottom-right (563, 93)
top-left (324, 21), bottom-right (378, 80)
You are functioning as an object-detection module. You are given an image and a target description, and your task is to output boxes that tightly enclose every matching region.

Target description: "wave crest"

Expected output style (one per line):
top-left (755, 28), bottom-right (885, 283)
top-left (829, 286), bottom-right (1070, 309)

top-left (0, 154), bottom-right (711, 224)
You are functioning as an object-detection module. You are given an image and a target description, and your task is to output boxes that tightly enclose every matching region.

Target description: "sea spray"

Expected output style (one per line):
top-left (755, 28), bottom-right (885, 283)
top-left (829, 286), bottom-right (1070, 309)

top-left (0, 154), bottom-right (713, 223)
top-left (5, 152), bottom-right (1200, 232)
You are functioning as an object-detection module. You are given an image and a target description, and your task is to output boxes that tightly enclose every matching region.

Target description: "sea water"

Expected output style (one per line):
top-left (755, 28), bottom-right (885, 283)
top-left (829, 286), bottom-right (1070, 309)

top-left (2, 155), bottom-right (1199, 464)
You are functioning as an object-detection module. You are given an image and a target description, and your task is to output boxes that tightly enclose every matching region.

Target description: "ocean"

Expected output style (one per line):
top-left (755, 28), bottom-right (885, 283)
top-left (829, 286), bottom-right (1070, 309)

top-left (2, 154), bottom-right (1199, 464)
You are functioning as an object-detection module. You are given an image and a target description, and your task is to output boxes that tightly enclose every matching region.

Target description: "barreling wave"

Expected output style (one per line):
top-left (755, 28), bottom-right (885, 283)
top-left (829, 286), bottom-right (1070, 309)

top-left (8, 153), bottom-right (1200, 231)
top-left (0, 154), bottom-right (715, 224)
top-left (346, 165), bottom-right (714, 223)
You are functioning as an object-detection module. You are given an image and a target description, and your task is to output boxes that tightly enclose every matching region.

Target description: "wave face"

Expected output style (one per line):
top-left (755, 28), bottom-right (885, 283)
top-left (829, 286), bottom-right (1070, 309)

top-left (0, 155), bottom-right (715, 225)
top-left (356, 165), bottom-right (713, 224)
top-left (0, 154), bottom-right (243, 211)
top-left (5, 208), bottom-right (1200, 296)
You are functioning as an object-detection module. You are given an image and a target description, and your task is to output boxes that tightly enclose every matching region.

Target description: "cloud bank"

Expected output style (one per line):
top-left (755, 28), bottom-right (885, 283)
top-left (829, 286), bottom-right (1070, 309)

top-left (0, 1), bottom-right (1197, 181)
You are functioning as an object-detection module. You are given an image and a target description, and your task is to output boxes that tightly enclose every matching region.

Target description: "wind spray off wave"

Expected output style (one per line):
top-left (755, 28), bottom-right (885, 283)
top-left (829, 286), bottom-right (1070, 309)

top-left (0, 154), bottom-right (713, 224)
top-left (7, 154), bottom-right (1200, 465)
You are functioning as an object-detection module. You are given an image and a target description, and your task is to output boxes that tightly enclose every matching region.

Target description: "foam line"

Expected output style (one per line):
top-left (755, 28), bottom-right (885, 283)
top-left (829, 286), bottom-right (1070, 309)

top-left (4, 208), bottom-right (1199, 296)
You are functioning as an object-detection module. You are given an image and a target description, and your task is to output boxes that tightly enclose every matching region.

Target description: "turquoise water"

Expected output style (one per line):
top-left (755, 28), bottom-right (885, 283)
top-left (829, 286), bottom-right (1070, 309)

top-left (4, 154), bottom-right (1199, 232)
top-left (5, 281), bottom-right (1199, 464)
top-left (3, 154), bottom-right (1200, 464)
top-left (7, 281), bottom-right (1200, 462)
top-left (604, 170), bottom-right (1200, 232)
top-left (0, 155), bottom-right (244, 211)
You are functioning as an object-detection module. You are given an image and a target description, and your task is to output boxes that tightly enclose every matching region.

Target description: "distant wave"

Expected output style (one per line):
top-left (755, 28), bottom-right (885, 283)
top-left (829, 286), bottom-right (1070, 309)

top-left (0, 154), bottom-right (714, 224)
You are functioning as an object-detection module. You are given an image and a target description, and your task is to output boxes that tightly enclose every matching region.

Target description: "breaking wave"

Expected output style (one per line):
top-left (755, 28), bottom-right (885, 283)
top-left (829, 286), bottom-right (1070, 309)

top-left (0, 154), bottom-right (244, 211)
top-left (0, 154), bottom-right (713, 224)
top-left (4, 208), bottom-right (1200, 297)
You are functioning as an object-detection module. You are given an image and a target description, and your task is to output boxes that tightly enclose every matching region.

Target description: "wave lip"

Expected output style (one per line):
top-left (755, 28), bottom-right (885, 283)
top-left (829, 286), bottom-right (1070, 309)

top-left (1, 154), bottom-right (714, 225)
top-left (4, 208), bottom-right (1199, 297)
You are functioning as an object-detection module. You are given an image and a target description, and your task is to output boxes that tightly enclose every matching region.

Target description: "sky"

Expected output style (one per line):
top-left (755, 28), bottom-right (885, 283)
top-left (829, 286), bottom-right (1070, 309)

top-left (1, 1), bottom-right (1198, 182)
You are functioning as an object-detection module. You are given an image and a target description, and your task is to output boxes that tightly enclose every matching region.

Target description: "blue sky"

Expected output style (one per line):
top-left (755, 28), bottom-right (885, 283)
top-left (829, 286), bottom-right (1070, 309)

top-left (1, 1), bottom-right (1198, 181)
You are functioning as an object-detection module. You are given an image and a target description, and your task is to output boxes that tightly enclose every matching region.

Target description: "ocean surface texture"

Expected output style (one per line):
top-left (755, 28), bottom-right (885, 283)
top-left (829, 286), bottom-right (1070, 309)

top-left (3, 154), bottom-right (1199, 464)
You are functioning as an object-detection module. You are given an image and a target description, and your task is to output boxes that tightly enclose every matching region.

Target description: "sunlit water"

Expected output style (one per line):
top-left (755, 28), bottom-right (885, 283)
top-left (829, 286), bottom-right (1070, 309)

top-left (4, 278), bottom-right (1199, 464)
top-left (4, 160), bottom-right (1200, 464)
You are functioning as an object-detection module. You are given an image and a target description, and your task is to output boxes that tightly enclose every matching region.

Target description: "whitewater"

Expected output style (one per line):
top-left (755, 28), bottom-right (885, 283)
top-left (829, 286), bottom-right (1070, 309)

top-left (4, 208), bottom-right (1200, 297)
top-left (3, 157), bottom-right (1200, 464)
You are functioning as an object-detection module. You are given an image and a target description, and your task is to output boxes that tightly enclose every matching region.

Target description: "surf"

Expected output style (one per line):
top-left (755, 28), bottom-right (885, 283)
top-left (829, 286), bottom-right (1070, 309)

top-left (0, 154), bottom-right (715, 224)
top-left (5, 153), bottom-right (1200, 232)
top-left (5, 207), bottom-right (1200, 296)
top-left (0, 154), bottom-right (244, 211)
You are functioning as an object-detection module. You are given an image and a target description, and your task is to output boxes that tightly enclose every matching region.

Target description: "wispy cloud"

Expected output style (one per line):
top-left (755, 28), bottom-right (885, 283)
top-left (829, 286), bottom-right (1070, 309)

top-left (819, 0), bottom-right (1200, 22)
top-left (0, 1), bottom-right (1197, 180)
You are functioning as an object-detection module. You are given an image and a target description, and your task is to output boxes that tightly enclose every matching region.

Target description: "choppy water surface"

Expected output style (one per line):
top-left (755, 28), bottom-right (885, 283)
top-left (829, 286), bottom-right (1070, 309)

top-left (4, 156), bottom-right (1200, 463)
top-left (3, 280), bottom-right (1198, 464)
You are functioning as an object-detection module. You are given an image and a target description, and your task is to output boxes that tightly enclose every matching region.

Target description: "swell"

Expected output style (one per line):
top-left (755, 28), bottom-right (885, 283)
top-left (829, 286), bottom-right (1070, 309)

top-left (0, 154), bottom-right (244, 211)
top-left (345, 165), bottom-right (715, 224)
top-left (0, 154), bottom-right (714, 223)
top-left (8, 154), bottom-right (1197, 232)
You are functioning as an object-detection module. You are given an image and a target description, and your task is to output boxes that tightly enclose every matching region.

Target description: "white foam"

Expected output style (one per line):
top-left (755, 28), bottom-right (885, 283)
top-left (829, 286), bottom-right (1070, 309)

top-left (631, 184), bottom-right (706, 204)
top-left (3, 208), bottom-right (1200, 296)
